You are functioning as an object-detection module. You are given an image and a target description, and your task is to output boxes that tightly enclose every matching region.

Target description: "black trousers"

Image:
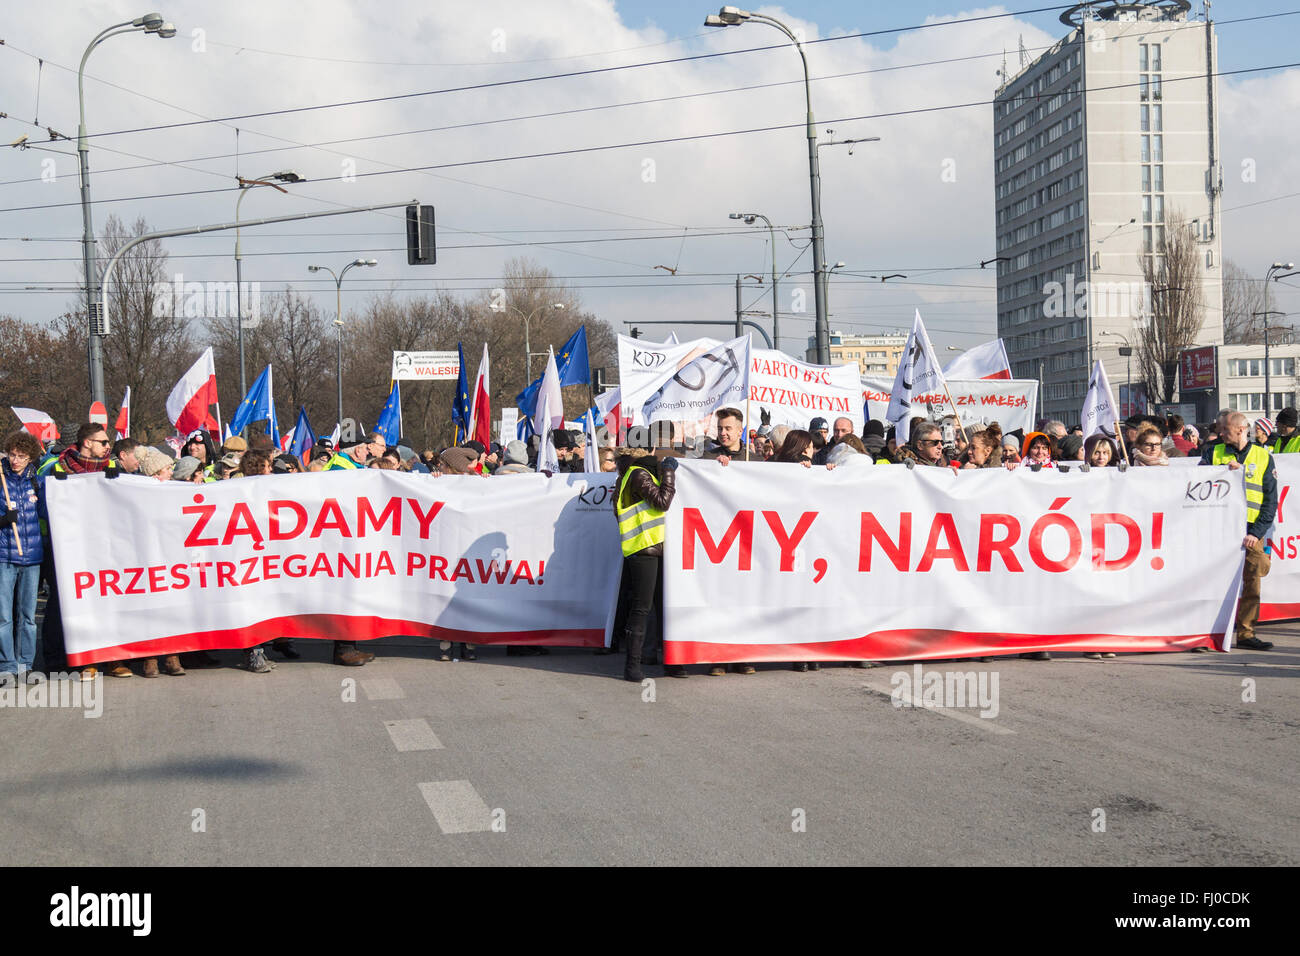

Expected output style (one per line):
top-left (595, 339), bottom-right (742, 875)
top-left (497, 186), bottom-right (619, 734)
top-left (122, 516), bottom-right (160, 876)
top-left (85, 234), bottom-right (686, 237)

top-left (622, 552), bottom-right (663, 667)
top-left (39, 551), bottom-right (66, 671)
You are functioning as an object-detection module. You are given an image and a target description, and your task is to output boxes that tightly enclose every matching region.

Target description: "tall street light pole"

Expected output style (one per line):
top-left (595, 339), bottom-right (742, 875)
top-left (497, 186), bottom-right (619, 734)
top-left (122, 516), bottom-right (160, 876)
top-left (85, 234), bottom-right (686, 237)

top-left (235, 170), bottom-right (304, 397)
top-left (730, 212), bottom-right (779, 353)
top-left (308, 259), bottom-right (377, 428)
top-left (1264, 262), bottom-right (1295, 413)
top-left (1099, 330), bottom-right (1133, 416)
top-left (78, 12), bottom-right (177, 407)
top-left (498, 302), bottom-right (565, 384)
top-left (707, 6), bottom-right (831, 364)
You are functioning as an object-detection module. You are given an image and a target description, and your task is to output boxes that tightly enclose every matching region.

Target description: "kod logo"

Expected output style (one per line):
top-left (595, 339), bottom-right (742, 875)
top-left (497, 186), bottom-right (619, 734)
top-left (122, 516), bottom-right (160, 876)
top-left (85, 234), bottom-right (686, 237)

top-left (632, 350), bottom-right (666, 368)
top-left (1185, 479), bottom-right (1232, 502)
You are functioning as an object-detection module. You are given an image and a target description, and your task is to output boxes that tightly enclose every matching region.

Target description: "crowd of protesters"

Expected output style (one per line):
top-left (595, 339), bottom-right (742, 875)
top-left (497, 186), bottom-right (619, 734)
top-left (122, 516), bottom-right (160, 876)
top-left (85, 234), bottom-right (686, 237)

top-left (0, 402), bottom-right (1283, 687)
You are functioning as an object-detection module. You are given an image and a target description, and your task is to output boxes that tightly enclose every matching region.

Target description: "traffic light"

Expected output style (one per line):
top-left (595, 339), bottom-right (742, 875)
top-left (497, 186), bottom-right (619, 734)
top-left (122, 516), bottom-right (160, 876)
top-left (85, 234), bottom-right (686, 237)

top-left (630, 327), bottom-right (641, 339)
top-left (593, 367), bottom-right (608, 393)
top-left (406, 204), bottom-right (436, 265)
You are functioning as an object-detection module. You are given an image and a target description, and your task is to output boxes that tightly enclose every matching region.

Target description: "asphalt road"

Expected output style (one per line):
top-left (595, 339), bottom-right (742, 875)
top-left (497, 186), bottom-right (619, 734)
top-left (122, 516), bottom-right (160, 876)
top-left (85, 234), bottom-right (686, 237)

top-left (3, 626), bottom-right (1297, 866)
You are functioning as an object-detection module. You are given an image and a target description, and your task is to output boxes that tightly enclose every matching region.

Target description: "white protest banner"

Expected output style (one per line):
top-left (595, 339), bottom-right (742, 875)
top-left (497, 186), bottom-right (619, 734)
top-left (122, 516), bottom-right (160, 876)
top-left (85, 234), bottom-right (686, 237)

top-left (663, 460), bottom-right (1244, 664)
top-left (618, 334), bottom-right (858, 431)
top-left (391, 350), bottom-right (461, 380)
top-left (746, 350), bottom-right (863, 432)
top-left (1261, 452), bottom-right (1300, 623)
top-left (637, 335), bottom-right (750, 425)
top-left (46, 471), bottom-right (622, 666)
top-left (500, 408), bottom-right (519, 443)
top-left (863, 376), bottom-right (1038, 434)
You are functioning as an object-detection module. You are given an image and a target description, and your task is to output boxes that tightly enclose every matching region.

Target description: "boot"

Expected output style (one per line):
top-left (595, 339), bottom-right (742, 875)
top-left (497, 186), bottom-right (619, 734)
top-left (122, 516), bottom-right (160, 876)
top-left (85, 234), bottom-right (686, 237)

top-left (623, 628), bottom-right (645, 682)
top-left (333, 648), bottom-right (370, 666)
top-left (141, 657), bottom-right (160, 678)
top-left (162, 655), bottom-right (186, 676)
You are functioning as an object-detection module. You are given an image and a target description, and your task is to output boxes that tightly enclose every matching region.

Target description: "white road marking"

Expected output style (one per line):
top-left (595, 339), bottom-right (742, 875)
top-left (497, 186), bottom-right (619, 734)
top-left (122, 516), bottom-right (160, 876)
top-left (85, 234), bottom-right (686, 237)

top-left (863, 682), bottom-right (1016, 735)
top-left (361, 678), bottom-right (404, 700)
top-left (385, 718), bottom-right (443, 751)
top-left (419, 780), bottom-right (493, 834)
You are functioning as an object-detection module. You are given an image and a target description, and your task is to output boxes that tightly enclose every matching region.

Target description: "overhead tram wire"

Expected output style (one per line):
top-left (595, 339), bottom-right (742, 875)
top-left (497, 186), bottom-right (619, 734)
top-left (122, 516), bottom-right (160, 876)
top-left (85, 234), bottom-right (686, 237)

top-left (6, 9), bottom-right (1295, 187)
top-left (71, 5), bottom-right (1083, 140)
top-left (3, 58), bottom-right (1296, 220)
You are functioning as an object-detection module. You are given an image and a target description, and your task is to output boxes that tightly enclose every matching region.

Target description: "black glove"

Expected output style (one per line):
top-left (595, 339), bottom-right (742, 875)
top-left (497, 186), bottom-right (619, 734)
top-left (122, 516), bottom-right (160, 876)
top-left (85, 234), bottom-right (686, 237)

top-left (0, 510), bottom-right (16, 530)
top-left (661, 456), bottom-right (679, 472)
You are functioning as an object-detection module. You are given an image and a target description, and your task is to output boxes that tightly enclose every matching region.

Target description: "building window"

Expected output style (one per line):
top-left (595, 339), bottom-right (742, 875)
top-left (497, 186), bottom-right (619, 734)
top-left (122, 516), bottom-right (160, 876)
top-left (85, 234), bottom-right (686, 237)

top-left (1151, 75), bottom-right (1162, 100)
top-left (1140, 136), bottom-right (1150, 162)
top-left (1153, 165), bottom-right (1164, 191)
top-left (1140, 105), bottom-right (1150, 132)
top-left (1270, 358), bottom-right (1295, 377)
top-left (1139, 44), bottom-right (1148, 71)
top-left (1139, 76), bottom-right (1149, 101)
top-left (1141, 166), bottom-right (1151, 191)
top-left (1152, 135), bottom-right (1163, 162)
top-left (1151, 44), bottom-right (1162, 72)
top-left (1230, 393), bottom-right (1266, 412)
top-left (1152, 104), bottom-right (1162, 131)
top-left (1153, 195), bottom-right (1164, 223)
top-left (1143, 196), bottom-right (1152, 223)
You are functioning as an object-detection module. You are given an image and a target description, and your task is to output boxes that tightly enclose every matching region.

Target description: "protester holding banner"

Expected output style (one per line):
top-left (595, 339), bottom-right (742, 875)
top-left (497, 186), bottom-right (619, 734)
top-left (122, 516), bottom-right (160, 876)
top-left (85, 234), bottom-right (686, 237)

top-left (898, 422), bottom-right (953, 468)
top-left (614, 448), bottom-right (678, 681)
top-left (703, 408), bottom-right (746, 461)
top-left (1267, 407), bottom-right (1300, 454)
top-left (0, 430), bottom-right (45, 681)
top-left (1131, 427), bottom-right (1169, 466)
top-left (1015, 432), bottom-right (1055, 470)
top-left (1084, 435), bottom-right (1119, 468)
top-left (36, 423), bottom-right (122, 679)
top-left (112, 439), bottom-right (141, 474)
top-left (959, 425), bottom-right (1003, 469)
top-left (1206, 412), bottom-right (1277, 651)
top-left (773, 429), bottom-right (816, 467)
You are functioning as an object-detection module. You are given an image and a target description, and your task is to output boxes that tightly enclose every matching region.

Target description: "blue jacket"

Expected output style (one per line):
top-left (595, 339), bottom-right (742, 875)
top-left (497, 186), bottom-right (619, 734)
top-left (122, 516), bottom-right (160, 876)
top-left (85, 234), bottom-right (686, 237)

top-left (0, 459), bottom-right (45, 566)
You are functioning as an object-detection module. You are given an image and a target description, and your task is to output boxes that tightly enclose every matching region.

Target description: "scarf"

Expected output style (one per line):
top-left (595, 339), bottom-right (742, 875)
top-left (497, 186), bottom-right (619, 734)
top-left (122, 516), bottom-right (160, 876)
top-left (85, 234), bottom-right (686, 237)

top-left (1132, 448), bottom-right (1168, 466)
top-left (58, 446), bottom-right (111, 475)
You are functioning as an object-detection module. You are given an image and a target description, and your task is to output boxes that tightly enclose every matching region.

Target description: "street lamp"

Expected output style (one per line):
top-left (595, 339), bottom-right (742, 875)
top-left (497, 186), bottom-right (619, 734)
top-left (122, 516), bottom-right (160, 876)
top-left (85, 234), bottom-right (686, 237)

top-left (729, 212), bottom-right (780, 352)
top-left (495, 301), bottom-right (565, 383)
top-left (235, 170), bottom-right (303, 397)
top-left (1099, 330), bottom-right (1134, 416)
top-left (78, 12), bottom-right (177, 406)
top-left (1264, 262), bottom-right (1295, 412)
top-left (308, 258), bottom-right (377, 428)
top-left (706, 6), bottom-right (833, 364)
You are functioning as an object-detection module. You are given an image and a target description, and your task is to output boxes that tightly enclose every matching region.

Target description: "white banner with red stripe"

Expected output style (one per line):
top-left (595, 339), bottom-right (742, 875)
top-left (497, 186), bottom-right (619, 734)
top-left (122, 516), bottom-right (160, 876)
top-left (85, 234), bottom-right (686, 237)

top-left (662, 460), bottom-right (1245, 664)
top-left (862, 375), bottom-right (1038, 434)
top-left (47, 471), bottom-right (621, 666)
top-left (1260, 452), bottom-right (1300, 623)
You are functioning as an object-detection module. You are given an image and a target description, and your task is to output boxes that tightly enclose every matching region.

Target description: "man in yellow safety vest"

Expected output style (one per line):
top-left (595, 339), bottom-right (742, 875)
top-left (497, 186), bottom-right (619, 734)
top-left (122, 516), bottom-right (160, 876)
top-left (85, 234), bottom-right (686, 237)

top-left (1206, 411), bottom-right (1278, 651)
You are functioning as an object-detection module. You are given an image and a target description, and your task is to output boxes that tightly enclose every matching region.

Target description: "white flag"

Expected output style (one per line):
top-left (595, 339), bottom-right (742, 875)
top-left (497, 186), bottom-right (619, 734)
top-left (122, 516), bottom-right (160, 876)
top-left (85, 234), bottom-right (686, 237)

top-left (1081, 360), bottom-right (1120, 440)
top-left (534, 348), bottom-right (562, 473)
top-left (584, 410), bottom-right (600, 471)
top-left (639, 334), bottom-right (751, 425)
top-left (886, 310), bottom-right (949, 442)
top-left (942, 339), bottom-right (1011, 380)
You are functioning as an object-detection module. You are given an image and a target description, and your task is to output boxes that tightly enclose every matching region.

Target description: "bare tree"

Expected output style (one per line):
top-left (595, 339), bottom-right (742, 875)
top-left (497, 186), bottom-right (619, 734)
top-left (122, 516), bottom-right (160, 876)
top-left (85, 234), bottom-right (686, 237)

top-left (1222, 259), bottom-right (1266, 344)
top-left (1136, 211), bottom-right (1204, 404)
top-left (97, 215), bottom-right (192, 441)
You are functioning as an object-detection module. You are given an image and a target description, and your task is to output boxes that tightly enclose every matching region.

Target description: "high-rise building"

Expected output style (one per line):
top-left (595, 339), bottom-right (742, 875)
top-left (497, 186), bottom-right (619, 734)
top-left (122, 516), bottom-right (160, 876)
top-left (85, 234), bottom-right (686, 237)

top-left (806, 331), bottom-right (907, 377)
top-left (993, 1), bottom-right (1223, 424)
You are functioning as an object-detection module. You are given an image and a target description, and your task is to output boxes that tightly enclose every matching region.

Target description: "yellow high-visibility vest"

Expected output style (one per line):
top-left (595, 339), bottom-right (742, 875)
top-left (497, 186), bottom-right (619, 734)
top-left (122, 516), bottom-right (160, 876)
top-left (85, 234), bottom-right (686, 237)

top-left (615, 465), bottom-right (666, 557)
top-left (1212, 442), bottom-right (1270, 525)
top-left (325, 452), bottom-right (360, 471)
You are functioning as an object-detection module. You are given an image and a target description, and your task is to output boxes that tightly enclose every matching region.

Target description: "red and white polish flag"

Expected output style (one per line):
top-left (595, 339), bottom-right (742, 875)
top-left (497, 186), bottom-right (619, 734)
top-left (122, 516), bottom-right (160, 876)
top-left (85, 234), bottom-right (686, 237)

top-left (166, 347), bottom-right (219, 437)
top-left (468, 342), bottom-right (491, 450)
top-left (942, 338), bottom-right (1012, 380)
top-left (113, 387), bottom-right (130, 439)
top-left (11, 407), bottom-right (59, 443)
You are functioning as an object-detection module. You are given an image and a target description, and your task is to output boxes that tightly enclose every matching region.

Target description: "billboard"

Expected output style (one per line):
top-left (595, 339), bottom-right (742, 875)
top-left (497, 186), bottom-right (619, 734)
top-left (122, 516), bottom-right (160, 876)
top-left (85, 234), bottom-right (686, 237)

top-left (1179, 346), bottom-right (1217, 392)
